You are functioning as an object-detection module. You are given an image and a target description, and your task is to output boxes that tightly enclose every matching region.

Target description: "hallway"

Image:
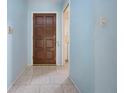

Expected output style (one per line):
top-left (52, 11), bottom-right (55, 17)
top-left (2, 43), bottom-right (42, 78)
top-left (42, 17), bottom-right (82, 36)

top-left (8, 64), bottom-right (79, 93)
top-left (7, 0), bottom-right (117, 93)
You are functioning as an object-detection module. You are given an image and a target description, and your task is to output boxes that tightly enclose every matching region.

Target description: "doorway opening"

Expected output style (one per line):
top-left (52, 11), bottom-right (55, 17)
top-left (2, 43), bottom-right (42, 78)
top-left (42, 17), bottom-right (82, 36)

top-left (62, 4), bottom-right (70, 68)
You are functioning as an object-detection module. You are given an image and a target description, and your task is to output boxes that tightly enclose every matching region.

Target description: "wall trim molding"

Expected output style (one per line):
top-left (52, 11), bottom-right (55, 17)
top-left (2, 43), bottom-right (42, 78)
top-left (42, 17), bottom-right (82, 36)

top-left (7, 65), bottom-right (27, 91)
top-left (62, 0), bottom-right (71, 72)
top-left (62, 0), bottom-right (70, 66)
top-left (69, 76), bottom-right (81, 93)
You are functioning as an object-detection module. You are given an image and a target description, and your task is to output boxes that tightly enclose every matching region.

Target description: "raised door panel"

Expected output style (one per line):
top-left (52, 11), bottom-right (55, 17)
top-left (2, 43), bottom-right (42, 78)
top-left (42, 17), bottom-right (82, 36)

top-left (33, 14), bottom-right (56, 64)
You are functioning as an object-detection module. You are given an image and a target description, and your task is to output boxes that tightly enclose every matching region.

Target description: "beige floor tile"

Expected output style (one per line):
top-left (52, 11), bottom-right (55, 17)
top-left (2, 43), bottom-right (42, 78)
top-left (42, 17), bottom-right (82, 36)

top-left (62, 85), bottom-right (79, 93)
top-left (24, 85), bottom-right (40, 93)
top-left (40, 85), bottom-right (64, 93)
top-left (50, 75), bottom-right (68, 84)
top-left (15, 76), bottom-right (32, 85)
top-left (8, 63), bottom-right (79, 93)
top-left (14, 85), bottom-right (26, 93)
top-left (31, 75), bottom-right (50, 85)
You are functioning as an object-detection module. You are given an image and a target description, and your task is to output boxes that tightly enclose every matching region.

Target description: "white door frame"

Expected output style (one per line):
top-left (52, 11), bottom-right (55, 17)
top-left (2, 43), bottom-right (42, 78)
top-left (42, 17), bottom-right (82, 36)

top-left (62, 3), bottom-right (70, 66)
top-left (31, 11), bottom-right (59, 65)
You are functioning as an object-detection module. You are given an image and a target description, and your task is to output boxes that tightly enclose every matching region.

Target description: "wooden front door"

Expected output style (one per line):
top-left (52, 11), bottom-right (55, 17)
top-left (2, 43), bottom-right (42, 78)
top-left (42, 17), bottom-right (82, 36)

top-left (33, 13), bottom-right (56, 64)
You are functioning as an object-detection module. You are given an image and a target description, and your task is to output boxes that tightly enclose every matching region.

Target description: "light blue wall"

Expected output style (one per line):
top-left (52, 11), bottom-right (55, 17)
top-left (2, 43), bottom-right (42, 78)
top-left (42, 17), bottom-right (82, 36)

top-left (7, 0), bottom-right (65, 89)
top-left (7, 0), bottom-right (28, 88)
top-left (7, 0), bottom-right (117, 92)
top-left (27, 0), bottom-right (65, 65)
top-left (70, 0), bottom-right (116, 93)
top-left (94, 0), bottom-right (117, 93)
top-left (70, 0), bottom-right (94, 93)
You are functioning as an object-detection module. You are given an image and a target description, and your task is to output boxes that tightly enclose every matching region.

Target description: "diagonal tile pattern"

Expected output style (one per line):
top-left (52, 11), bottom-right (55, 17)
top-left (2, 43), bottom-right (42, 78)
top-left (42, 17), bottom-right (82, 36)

top-left (8, 64), bottom-right (79, 93)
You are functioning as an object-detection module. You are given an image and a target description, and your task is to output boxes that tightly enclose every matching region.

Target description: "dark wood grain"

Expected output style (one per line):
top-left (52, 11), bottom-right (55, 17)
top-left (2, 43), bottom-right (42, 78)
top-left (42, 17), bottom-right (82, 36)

top-left (33, 13), bottom-right (56, 64)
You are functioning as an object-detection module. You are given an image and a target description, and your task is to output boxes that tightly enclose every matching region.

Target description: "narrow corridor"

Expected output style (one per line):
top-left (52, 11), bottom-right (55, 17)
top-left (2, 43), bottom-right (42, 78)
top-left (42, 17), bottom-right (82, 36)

top-left (8, 64), bottom-right (79, 93)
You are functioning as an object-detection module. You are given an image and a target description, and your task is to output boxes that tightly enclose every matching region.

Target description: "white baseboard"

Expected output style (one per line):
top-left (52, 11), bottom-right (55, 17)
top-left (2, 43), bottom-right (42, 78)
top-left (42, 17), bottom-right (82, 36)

top-left (69, 76), bottom-right (81, 93)
top-left (7, 65), bottom-right (28, 91)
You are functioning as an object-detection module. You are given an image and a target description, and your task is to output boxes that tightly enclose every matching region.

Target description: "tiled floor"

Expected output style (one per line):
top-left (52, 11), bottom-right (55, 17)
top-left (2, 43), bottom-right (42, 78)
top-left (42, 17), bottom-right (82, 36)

top-left (8, 64), bottom-right (79, 93)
